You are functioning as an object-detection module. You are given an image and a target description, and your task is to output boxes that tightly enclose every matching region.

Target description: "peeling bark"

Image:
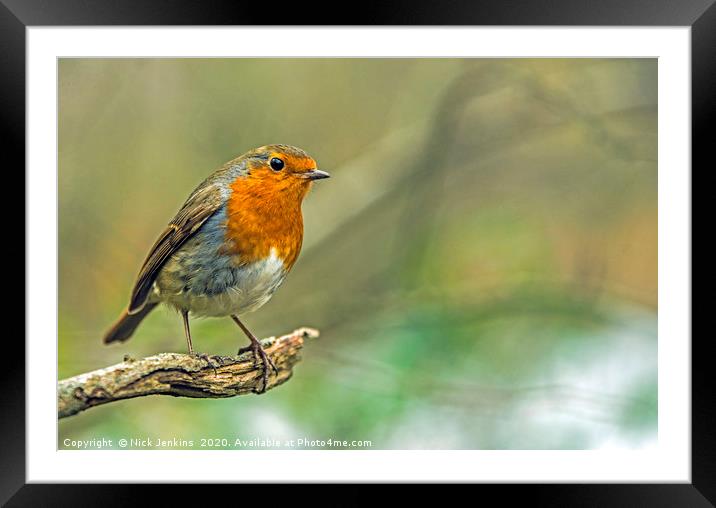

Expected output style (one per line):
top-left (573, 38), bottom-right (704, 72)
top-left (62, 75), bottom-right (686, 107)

top-left (58, 328), bottom-right (318, 419)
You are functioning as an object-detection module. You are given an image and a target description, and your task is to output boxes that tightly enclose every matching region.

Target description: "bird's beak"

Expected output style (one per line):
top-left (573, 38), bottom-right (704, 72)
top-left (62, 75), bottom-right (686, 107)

top-left (303, 169), bottom-right (331, 181)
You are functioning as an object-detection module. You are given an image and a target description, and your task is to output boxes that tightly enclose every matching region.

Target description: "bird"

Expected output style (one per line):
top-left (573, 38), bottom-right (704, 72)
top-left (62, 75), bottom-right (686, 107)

top-left (103, 144), bottom-right (329, 391)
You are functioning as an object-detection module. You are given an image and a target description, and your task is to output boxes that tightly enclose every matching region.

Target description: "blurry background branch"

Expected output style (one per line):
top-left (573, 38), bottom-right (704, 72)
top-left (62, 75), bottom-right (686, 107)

top-left (58, 328), bottom-right (318, 419)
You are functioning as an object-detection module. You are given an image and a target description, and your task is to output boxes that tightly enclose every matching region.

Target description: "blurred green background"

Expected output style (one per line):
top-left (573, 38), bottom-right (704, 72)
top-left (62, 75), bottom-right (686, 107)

top-left (58, 58), bottom-right (657, 450)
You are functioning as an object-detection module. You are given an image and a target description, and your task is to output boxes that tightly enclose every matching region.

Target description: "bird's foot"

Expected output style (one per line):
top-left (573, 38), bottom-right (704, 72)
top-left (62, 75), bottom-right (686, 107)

top-left (192, 351), bottom-right (221, 375)
top-left (238, 341), bottom-right (278, 393)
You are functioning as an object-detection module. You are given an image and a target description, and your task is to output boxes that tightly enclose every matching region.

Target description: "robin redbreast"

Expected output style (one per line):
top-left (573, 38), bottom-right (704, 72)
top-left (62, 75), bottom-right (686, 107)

top-left (103, 144), bottom-right (329, 391)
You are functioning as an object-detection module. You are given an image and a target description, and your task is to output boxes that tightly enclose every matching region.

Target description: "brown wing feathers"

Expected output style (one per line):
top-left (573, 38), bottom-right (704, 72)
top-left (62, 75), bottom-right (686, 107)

top-left (127, 185), bottom-right (223, 314)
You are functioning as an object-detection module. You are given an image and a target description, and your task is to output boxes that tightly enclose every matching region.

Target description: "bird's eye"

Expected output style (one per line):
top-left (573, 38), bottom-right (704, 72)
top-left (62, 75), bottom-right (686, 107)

top-left (270, 157), bottom-right (285, 171)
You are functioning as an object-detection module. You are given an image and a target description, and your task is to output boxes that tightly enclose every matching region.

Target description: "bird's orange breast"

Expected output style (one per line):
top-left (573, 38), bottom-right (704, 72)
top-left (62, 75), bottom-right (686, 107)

top-left (222, 176), bottom-right (306, 270)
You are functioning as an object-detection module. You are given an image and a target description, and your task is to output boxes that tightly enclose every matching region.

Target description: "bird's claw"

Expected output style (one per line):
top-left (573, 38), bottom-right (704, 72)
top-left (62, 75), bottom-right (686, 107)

top-left (238, 341), bottom-right (278, 393)
top-left (192, 352), bottom-right (220, 375)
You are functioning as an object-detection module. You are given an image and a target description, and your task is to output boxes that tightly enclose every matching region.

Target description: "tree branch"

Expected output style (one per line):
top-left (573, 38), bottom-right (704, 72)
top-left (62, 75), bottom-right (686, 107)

top-left (58, 327), bottom-right (318, 419)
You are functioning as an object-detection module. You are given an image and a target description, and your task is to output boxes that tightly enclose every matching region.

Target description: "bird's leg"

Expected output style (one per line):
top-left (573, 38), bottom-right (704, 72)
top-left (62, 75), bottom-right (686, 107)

top-left (231, 315), bottom-right (277, 392)
top-left (182, 310), bottom-right (194, 354)
top-left (183, 310), bottom-right (218, 373)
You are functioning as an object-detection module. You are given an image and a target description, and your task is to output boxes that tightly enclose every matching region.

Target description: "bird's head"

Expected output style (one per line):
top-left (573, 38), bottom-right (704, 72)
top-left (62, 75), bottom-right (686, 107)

top-left (238, 144), bottom-right (329, 201)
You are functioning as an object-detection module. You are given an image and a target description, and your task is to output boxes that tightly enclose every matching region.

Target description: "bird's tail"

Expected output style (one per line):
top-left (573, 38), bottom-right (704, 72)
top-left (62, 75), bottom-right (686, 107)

top-left (103, 302), bottom-right (158, 344)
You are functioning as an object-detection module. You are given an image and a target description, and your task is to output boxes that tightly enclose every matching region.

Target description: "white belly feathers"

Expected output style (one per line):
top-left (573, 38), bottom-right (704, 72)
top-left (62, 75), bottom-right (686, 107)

top-left (153, 247), bottom-right (288, 317)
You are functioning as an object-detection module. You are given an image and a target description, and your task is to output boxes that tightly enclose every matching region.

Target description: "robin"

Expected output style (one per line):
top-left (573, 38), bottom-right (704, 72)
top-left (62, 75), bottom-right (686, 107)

top-left (103, 144), bottom-right (329, 391)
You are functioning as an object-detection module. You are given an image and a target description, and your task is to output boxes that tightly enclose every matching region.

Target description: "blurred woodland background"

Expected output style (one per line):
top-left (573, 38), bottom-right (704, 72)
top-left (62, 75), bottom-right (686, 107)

top-left (59, 59), bottom-right (657, 449)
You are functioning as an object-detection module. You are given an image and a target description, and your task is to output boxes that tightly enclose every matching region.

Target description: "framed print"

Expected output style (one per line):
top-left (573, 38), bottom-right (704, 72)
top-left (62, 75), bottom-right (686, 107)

top-left (5, 0), bottom-right (711, 503)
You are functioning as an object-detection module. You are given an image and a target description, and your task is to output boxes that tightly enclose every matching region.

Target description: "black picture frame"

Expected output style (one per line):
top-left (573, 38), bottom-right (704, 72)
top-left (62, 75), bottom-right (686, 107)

top-left (3, 0), bottom-right (709, 504)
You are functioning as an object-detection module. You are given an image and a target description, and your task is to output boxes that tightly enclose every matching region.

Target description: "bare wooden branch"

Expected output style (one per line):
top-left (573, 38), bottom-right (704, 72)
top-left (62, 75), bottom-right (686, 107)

top-left (58, 327), bottom-right (319, 419)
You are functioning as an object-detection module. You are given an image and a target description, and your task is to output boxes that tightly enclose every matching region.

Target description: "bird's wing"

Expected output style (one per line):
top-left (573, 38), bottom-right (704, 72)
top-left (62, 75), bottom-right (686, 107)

top-left (128, 183), bottom-right (226, 313)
